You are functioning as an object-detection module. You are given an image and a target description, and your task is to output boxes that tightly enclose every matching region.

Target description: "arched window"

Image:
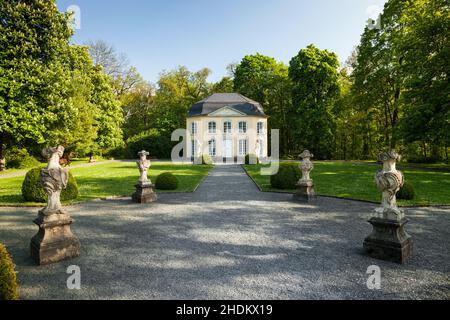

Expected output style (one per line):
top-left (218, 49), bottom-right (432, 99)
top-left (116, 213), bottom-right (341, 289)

top-left (223, 121), bottom-right (232, 134)
top-left (208, 139), bottom-right (216, 156)
top-left (191, 139), bottom-right (198, 157)
top-left (208, 121), bottom-right (216, 134)
top-left (238, 121), bottom-right (247, 133)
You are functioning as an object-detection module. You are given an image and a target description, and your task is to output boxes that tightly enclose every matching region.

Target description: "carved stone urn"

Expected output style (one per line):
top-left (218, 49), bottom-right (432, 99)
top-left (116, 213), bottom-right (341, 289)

top-left (363, 150), bottom-right (413, 263)
top-left (132, 150), bottom-right (157, 203)
top-left (293, 150), bottom-right (316, 202)
top-left (30, 146), bottom-right (80, 265)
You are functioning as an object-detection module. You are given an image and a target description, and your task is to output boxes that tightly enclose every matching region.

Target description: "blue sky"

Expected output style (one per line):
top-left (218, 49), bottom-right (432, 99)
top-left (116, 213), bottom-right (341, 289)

top-left (57, 0), bottom-right (387, 84)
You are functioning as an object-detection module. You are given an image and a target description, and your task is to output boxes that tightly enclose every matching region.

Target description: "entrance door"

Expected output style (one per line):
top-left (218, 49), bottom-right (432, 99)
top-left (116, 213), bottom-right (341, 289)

top-left (223, 138), bottom-right (233, 159)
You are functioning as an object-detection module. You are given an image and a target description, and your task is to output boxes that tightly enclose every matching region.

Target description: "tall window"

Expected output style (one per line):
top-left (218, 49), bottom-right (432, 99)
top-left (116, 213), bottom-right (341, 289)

top-left (208, 139), bottom-right (216, 156)
top-left (223, 121), bottom-right (232, 134)
top-left (208, 121), bottom-right (216, 134)
top-left (191, 139), bottom-right (197, 157)
top-left (257, 122), bottom-right (263, 135)
top-left (239, 139), bottom-right (248, 156)
top-left (191, 122), bottom-right (198, 135)
top-left (239, 121), bottom-right (247, 133)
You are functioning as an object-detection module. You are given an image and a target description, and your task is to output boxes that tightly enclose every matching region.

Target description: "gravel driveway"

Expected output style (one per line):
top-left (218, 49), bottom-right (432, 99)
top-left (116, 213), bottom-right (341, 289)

top-left (0, 165), bottom-right (449, 299)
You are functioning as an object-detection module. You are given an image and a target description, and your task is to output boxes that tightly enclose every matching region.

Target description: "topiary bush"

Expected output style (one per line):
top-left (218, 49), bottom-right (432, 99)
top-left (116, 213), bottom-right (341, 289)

top-left (155, 172), bottom-right (179, 190)
top-left (270, 163), bottom-right (302, 189)
top-left (397, 181), bottom-right (415, 200)
top-left (0, 243), bottom-right (19, 300)
top-left (245, 154), bottom-right (259, 165)
top-left (21, 168), bottom-right (79, 202)
top-left (201, 154), bottom-right (213, 165)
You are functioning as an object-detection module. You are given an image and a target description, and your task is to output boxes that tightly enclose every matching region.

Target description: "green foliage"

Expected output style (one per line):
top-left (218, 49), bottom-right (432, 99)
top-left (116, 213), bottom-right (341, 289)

top-left (397, 181), bottom-right (415, 200)
top-left (201, 154), bottom-right (213, 165)
top-left (0, 243), bottom-right (19, 300)
top-left (233, 54), bottom-right (294, 157)
top-left (21, 168), bottom-right (79, 202)
top-left (270, 164), bottom-right (301, 189)
top-left (155, 172), bottom-right (179, 190)
top-left (124, 129), bottom-right (173, 159)
top-left (289, 44), bottom-right (340, 159)
top-left (5, 148), bottom-right (41, 169)
top-left (245, 154), bottom-right (259, 165)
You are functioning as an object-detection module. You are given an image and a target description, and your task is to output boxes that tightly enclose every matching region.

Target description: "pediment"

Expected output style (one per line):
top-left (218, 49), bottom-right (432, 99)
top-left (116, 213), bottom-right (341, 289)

top-left (208, 106), bottom-right (246, 117)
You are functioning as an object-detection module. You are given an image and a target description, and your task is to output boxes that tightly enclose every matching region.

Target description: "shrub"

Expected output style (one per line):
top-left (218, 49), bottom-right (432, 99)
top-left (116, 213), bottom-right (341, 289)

top-left (124, 129), bottom-right (175, 159)
top-left (270, 163), bottom-right (302, 189)
top-left (0, 243), bottom-right (19, 300)
top-left (5, 148), bottom-right (41, 169)
top-left (397, 181), bottom-right (415, 200)
top-left (155, 172), bottom-right (179, 190)
top-left (21, 168), bottom-right (79, 202)
top-left (245, 154), bottom-right (259, 165)
top-left (201, 154), bottom-right (213, 165)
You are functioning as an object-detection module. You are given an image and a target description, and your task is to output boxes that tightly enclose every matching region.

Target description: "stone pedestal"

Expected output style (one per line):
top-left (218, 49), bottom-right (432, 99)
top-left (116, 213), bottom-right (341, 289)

top-left (364, 150), bottom-right (413, 264)
top-left (132, 182), bottom-right (157, 203)
top-left (363, 217), bottom-right (413, 264)
top-left (30, 210), bottom-right (80, 265)
top-left (293, 180), bottom-right (316, 202)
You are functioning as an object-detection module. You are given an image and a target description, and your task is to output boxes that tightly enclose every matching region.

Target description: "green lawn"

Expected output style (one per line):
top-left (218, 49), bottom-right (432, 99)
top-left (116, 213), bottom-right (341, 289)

top-left (244, 162), bottom-right (450, 206)
top-left (0, 162), bottom-right (213, 206)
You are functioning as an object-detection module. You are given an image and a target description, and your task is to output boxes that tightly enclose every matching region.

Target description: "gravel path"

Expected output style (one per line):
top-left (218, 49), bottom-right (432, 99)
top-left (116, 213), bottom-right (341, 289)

top-left (0, 165), bottom-right (449, 300)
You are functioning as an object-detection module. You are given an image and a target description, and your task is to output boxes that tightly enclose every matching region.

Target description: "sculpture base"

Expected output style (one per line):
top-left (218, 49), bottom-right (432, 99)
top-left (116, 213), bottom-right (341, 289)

top-left (293, 180), bottom-right (316, 202)
top-left (363, 217), bottom-right (413, 264)
top-left (30, 210), bottom-right (80, 265)
top-left (132, 183), bottom-right (157, 203)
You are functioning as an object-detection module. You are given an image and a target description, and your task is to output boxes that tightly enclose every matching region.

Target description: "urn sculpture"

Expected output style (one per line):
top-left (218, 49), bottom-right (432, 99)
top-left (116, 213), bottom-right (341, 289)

top-left (132, 150), bottom-right (157, 203)
top-left (293, 150), bottom-right (316, 202)
top-left (363, 150), bottom-right (413, 263)
top-left (30, 146), bottom-right (80, 265)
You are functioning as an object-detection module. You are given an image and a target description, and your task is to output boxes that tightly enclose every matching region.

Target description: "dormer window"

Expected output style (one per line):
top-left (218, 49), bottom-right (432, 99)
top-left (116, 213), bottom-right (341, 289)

top-left (238, 121), bottom-right (247, 134)
top-left (208, 121), bottom-right (216, 134)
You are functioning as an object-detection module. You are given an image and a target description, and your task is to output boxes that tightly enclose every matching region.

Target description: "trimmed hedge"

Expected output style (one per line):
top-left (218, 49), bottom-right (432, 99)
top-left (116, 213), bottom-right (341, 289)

top-left (155, 172), bottom-right (179, 190)
top-left (124, 129), bottom-right (175, 159)
top-left (397, 181), bottom-right (415, 200)
top-left (270, 163), bottom-right (302, 189)
top-left (0, 243), bottom-right (19, 300)
top-left (21, 168), bottom-right (79, 202)
top-left (245, 154), bottom-right (259, 165)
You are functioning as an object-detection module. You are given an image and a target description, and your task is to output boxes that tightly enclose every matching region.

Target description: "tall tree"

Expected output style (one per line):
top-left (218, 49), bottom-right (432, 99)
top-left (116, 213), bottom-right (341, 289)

top-left (233, 54), bottom-right (293, 156)
top-left (397, 0), bottom-right (450, 161)
top-left (0, 0), bottom-right (73, 166)
top-left (289, 44), bottom-right (340, 159)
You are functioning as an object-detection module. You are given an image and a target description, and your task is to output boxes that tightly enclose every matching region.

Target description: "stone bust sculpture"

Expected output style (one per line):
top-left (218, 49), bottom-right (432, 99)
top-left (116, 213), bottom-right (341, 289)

top-left (40, 146), bottom-right (68, 215)
top-left (374, 149), bottom-right (405, 220)
top-left (136, 150), bottom-right (151, 184)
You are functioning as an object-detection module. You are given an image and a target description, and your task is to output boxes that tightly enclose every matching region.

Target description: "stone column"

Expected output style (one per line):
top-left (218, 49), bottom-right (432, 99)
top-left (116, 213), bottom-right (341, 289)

top-left (30, 146), bottom-right (80, 265)
top-left (293, 150), bottom-right (316, 202)
top-left (132, 150), bottom-right (157, 203)
top-left (363, 150), bottom-right (413, 263)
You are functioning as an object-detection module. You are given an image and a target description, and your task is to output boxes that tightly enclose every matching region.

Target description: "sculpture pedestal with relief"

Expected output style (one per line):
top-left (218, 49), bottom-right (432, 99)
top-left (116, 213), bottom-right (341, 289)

top-left (30, 146), bottom-right (80, 265)
top-left (132, 150), bottom-right (157, 203)
top-left (293, 150), bottom-right (316, 203)
top-left (363, 150), bottom-right (413, 264)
